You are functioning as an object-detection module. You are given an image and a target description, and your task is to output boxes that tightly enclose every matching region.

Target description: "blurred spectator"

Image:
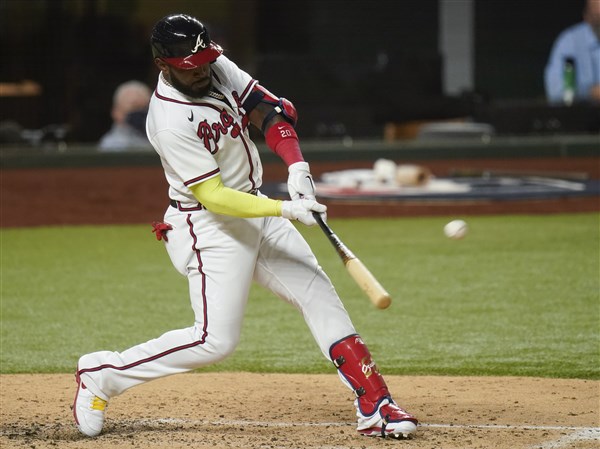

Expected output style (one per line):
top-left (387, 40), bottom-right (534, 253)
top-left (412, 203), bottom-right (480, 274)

top-left (544, 0), bottom-right (600, 104)
top-left (98, 80), bottom-right (152, 151)
top-left (0, 121), bottom-right (25, 144)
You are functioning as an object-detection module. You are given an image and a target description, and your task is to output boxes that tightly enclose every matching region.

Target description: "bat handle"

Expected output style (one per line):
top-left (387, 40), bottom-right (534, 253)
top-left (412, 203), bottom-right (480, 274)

top-left (312, 212), bottom-right (331, 235)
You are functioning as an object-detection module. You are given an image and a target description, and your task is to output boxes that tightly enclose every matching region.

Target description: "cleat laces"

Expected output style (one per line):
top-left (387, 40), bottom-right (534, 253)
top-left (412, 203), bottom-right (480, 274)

top-left (91, 396), bottom-right (107, 411)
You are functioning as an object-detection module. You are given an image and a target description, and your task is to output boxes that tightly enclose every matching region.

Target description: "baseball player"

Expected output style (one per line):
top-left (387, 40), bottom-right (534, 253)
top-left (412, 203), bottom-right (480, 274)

top-left (72, 13), bottom-right (417, 440)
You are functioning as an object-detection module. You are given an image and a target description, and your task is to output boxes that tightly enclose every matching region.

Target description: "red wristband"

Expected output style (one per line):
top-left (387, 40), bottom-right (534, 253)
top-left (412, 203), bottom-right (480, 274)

top-left (265, 122), bottom-right (304, 166)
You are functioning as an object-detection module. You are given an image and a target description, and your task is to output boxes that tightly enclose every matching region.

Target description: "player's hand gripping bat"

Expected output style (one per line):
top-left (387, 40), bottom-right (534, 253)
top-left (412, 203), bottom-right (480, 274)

top-left (312, 213), bottom-right (391, 309)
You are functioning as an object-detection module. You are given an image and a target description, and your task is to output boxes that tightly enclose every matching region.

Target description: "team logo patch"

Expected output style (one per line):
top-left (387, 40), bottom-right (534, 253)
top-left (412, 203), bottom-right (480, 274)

top-left (192, 32), bottom-right (207, 54)
top-left (361, 357), bottom-right (378, 378)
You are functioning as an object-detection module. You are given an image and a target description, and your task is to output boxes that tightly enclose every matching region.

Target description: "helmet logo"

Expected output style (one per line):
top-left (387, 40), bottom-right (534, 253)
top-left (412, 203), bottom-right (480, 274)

top-left (192, 32), bottom-right (208, 54)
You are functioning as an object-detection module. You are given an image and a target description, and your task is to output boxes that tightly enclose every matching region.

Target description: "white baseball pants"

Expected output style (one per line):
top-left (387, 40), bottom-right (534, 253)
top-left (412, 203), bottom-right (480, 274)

top-left (79, 206), bottom-right (356, 400)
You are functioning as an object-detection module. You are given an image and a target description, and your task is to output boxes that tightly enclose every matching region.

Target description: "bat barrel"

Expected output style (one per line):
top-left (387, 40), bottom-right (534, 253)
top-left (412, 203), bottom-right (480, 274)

top-left (312, 212), bottom-right (391, 309)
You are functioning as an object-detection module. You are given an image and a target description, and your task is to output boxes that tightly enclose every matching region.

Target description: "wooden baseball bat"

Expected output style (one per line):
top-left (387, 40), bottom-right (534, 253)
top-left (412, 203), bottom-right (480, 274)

top-left (313, 213), bottom-right (391, 309)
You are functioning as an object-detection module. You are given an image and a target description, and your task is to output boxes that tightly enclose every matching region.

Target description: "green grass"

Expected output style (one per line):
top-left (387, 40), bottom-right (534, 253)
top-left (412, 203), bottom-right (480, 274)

top-left (1, 214), bottom-right (599, 379)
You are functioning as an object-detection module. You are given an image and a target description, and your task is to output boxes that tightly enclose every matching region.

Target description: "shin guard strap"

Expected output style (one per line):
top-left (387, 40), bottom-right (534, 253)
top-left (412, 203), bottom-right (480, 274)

top-left (333, 356), bottom-right (345, 368)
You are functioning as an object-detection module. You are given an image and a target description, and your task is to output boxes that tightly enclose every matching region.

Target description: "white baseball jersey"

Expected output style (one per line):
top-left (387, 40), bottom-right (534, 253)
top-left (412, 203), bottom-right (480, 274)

top-left (146, 55), bottom-right (262, 205)
top-left (77, 54), bottom-right (356, 402)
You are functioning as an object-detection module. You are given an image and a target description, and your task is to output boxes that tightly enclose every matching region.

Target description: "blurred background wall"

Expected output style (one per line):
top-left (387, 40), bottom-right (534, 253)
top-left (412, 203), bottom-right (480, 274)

top-left (0, 0), bottom-right (586, 143)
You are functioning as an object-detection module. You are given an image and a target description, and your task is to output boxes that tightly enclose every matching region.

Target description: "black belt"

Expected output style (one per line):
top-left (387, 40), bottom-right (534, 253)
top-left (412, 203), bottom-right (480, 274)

top-left (169, 200), bottom-right (204, 211)
top-left (169, 189), bottom-right (258, 211)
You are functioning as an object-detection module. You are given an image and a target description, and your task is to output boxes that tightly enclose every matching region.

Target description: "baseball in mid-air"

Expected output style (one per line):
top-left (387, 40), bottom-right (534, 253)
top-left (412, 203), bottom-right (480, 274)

top-left (444, 219), bottom-right (468, 239)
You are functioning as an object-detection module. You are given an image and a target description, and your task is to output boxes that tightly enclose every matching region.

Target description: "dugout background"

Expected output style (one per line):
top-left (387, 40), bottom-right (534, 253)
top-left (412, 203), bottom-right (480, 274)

top-left (0, 0), bottom-right (588, 143)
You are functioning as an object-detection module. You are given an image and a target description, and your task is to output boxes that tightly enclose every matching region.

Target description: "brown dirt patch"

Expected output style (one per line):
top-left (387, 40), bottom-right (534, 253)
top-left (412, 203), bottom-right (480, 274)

top-left (1, 373), bottom-right (598, 449)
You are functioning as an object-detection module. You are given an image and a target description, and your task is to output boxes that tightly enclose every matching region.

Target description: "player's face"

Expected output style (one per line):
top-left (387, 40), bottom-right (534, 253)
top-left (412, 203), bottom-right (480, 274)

top-left (166, 62), bottom-right (213, 98)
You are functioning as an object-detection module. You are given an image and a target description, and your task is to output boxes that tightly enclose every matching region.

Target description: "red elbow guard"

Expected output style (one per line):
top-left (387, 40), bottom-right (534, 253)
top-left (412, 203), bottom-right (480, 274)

top-left (265, 122), bottom-right (304, 166)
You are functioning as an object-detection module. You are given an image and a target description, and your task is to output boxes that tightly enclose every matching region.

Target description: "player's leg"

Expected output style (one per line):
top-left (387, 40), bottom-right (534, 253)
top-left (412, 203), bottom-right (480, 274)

top-left (253, 216), bottom-right (417, 439)
top-left (73, 210), bottom-right (261, 436)
top-left (329, 334), bottom-right (418, 439)
top-left (254, 217), bottom-right (355, 352)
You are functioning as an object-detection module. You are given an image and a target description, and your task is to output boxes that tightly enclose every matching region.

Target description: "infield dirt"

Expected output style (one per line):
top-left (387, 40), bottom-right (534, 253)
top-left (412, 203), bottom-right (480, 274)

top-left (1, 373), bottom-right (598, 449)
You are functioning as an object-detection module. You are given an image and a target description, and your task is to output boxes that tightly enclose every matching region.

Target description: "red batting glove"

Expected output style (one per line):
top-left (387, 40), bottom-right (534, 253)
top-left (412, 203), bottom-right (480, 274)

top-left (151, 221), bottom-right (173, 242)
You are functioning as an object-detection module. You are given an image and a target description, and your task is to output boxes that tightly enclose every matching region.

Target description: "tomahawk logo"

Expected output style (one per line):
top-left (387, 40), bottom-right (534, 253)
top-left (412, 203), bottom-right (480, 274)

top-left (192, 33), bottom-right (207, 53)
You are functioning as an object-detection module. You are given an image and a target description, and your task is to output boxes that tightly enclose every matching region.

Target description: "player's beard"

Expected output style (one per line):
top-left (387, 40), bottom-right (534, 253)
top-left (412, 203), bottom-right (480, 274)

top-left (168, 69), bottom-right (213, 99)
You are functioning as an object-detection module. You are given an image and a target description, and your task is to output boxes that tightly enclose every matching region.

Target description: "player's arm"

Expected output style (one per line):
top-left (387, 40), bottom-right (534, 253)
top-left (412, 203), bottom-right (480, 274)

top-left (243, 84), bottom-right (316, 201)
top-left (191, 175), bottom-right (281, 218)
top-left (190, 174), bottom-right (325, 225)
top-left (248, 95), bottom-right (303, 166)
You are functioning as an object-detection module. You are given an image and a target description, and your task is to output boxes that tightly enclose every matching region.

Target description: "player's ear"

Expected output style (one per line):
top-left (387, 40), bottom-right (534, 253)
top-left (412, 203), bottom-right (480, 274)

top-left (154, 58), bottom-right (169, 73)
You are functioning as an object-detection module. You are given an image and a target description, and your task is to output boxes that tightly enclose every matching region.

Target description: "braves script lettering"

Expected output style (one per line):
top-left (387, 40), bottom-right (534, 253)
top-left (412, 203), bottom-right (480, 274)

top-left (197, 109), bottom-right (241, 153)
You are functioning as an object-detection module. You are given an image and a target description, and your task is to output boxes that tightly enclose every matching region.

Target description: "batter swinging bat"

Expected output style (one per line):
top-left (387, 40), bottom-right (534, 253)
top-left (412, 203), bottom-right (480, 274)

top-left (312, 213), bottom-right (392, 309)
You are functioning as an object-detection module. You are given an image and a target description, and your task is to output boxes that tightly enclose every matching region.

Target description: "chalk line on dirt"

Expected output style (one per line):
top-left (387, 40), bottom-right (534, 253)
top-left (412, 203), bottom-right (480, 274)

top-left (118, 418), bottom-right (600, 447)
top-left (131, 417), bottom-right (599, 433)
top-left (124, 419), bottom-right (600, 448)
top-left (529, 428), bottom-right (600, 449)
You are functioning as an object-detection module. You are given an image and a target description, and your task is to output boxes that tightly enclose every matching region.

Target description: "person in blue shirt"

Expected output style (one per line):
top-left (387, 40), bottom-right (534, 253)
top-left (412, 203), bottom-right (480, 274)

top-left (544, 0), bottom-right (600, 104)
